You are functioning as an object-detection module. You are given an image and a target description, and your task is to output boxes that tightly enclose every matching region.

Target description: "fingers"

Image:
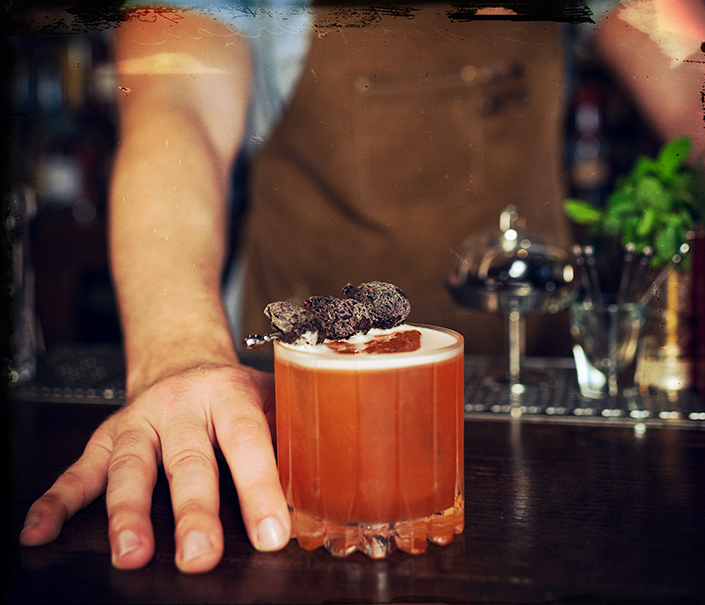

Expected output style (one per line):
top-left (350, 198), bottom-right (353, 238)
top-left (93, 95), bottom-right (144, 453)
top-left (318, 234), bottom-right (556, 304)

top-left (161, 427), bottom-right (224, 574)
top-left (213, 374), bottom-right (291, 552)
top-left (20, 432), bottom-right (112, 547)
top-left (105, 426), bottom-right (160, 570)
top-left (20, 364), bottom-right (287, 575)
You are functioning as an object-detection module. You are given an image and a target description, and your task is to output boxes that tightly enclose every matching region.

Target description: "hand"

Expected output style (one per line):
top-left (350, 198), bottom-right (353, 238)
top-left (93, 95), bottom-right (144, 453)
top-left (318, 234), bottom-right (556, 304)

top-left (20, 363), bottom-right (290, 574)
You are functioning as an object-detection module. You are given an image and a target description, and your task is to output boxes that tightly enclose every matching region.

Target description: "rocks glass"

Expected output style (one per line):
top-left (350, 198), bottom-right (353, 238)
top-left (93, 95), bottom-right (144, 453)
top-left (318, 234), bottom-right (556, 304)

top-left (274, 324), bottom-right (464, 558)
top-left (570, 299), bottom-right (644, 400)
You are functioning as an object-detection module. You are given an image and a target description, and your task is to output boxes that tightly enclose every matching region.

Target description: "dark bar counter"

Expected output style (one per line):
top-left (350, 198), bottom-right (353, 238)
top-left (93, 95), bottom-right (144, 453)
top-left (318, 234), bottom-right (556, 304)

top-left (4, 346), bottom-right (705, 603)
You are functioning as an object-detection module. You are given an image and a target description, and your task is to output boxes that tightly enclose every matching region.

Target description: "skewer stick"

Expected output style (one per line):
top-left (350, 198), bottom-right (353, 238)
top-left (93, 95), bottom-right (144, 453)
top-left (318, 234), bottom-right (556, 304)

top-left (244, 333), bottom-right (281, 349)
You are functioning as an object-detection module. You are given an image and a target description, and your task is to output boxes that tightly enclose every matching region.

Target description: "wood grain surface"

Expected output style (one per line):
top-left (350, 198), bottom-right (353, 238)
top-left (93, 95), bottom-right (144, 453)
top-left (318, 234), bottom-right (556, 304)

top-left (5, 400), bottom-right (705, 604)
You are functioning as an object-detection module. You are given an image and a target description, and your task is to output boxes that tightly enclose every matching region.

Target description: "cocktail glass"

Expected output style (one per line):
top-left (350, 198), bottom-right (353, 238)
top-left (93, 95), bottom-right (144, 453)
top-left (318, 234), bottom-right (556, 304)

top-left (447, 206), bottom-right (576, 396)
top-left (274, 324), bottom-right (464, 559)
top-left (570, 299), bottom-right (644, 400)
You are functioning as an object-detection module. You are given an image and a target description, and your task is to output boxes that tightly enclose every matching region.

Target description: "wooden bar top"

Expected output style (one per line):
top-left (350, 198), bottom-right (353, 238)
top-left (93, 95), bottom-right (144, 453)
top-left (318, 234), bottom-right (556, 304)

top-left (5, 396), bottom-right (705, 604)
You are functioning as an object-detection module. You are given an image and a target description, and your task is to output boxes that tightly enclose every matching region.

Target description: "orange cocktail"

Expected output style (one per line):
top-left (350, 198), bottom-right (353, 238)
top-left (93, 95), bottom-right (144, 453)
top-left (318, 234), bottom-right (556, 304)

top-left (274, 324), bottom-right (464, 558)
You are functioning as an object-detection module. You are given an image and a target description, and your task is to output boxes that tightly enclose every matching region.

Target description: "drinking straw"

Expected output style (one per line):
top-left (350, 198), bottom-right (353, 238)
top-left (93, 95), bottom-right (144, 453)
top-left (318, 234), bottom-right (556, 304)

top-left (573, 245), bottom-right (594, 302)
top-left (638, 244), bottom-right (690, 308)
top-left (628, 246), bottom-right (653, 302)
top-left (617, 242), bottom-right (636, 305)
top-left (606, 303), bottom-right (620, 398)
top-left (583, 245), bottom-right (603, 305)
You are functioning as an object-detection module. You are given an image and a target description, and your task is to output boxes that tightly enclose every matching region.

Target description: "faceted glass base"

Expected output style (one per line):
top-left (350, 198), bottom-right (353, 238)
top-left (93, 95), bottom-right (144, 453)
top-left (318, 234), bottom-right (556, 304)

top-left (291, 495), bottom-right (464, 559)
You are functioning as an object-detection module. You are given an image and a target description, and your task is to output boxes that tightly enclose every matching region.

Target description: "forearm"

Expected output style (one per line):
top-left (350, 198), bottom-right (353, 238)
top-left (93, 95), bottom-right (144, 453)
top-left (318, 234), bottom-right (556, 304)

top-left (110, 106), bottom-right (238, 396)
top-left (109, 11), bottom-right (252, 396)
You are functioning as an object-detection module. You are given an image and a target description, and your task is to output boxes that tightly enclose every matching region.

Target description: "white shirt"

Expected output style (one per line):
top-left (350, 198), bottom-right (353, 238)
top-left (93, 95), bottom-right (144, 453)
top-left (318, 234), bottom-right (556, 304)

top-left (123, 0), bottom-right (313, 151)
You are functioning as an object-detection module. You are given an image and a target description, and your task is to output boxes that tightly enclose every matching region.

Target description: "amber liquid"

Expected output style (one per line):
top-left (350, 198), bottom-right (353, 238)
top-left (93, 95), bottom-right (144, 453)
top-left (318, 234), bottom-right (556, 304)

top-left (274, 326), bottom-right (464, 558)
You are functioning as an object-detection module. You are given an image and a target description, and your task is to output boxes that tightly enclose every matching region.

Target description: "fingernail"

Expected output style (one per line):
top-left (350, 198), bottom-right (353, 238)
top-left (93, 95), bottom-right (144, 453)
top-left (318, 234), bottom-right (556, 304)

top-left (115, 530), bottom-right (141, 561)
top-left (182, 531), bottom-right (211, 563)
top-left (21, 515), bottom-right (40, 533)
top-left (256, 517), bottom-right (286, 551)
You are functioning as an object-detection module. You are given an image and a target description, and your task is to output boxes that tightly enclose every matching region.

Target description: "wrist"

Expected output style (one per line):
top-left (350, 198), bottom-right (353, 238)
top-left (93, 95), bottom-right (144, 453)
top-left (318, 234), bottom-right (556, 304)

top-left (121, 303), bottom-right (239, 399)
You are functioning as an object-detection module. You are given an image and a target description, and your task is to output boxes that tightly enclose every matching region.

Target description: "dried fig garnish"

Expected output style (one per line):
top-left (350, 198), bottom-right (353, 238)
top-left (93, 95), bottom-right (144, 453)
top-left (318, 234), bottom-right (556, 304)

top-left (304, 296), bottom-right (373, 341)
top-left (264, 301), bottom-right (325, 344)
top-left (258, 281), bottom-right (411, 347)
top-left (342, 281), bottom-right (411, 329)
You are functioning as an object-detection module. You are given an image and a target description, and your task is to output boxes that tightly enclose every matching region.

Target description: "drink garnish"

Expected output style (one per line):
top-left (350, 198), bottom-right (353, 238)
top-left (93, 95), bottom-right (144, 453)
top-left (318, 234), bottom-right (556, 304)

top-left (303, 296), bottom-right (373, 340)
top-left (247, 281), bottom-right (412, 348)
top-left (342, 281), bottom-right (411, 330)
top-left (325, 329), bottom-right (421, 354)
top-left (264, 301), bottom-right (325, 345)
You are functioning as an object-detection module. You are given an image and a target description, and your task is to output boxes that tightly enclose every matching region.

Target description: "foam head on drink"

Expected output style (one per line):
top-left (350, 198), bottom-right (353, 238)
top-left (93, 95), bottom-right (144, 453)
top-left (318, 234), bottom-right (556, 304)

top-left (261, 282), bottom-right (464, 558)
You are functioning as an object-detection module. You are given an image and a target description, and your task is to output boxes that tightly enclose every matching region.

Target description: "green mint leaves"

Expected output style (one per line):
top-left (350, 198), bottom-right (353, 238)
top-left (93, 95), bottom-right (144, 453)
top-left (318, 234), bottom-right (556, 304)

top-left (564, 136), bottom-right (703, 268)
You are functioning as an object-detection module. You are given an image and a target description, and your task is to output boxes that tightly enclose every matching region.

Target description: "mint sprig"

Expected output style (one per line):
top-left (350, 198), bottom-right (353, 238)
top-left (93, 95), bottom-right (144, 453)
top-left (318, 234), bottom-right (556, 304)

top-left (564, 136), bottom-right (703, 268)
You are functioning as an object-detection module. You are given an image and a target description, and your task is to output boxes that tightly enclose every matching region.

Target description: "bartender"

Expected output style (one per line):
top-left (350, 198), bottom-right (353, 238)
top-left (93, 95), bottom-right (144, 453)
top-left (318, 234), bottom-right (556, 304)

top-left (20, 0), bottom-right (705, 574)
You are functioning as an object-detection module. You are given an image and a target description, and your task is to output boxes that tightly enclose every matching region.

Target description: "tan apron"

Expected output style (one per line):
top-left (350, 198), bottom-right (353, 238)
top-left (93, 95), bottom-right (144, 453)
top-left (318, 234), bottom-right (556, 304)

top-left (241, 5), bottom-right (572, 355)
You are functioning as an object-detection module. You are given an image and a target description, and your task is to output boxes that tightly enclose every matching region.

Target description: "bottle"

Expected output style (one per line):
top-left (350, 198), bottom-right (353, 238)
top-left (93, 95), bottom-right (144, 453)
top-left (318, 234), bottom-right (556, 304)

top-left (566, 78), bottom-right (612, 207)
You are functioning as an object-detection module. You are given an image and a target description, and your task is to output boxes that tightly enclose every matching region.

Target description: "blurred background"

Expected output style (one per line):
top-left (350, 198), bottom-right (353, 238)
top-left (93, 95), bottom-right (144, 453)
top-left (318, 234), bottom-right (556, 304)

top-left (6, 3), bottom-right (123, 365)
top-left (5, 3), bottom-right (662, 371)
